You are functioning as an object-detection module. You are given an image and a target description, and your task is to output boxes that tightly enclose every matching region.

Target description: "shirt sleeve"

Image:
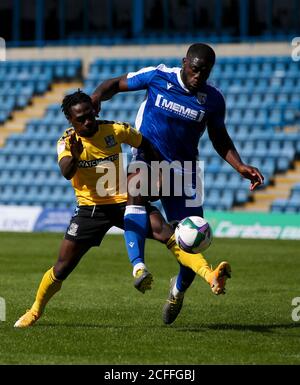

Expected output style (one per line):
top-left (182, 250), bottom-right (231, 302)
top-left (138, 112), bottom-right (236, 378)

top-left (115, 122), bottom-right (143, 148)
top-left (126, 66), bottom-right (157, 90)
top-left (207, 90), bottom-right (226, 129)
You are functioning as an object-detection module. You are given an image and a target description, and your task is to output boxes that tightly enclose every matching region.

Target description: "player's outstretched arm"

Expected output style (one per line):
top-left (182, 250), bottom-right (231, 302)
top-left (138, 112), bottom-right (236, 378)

top-left (91, 75), bottom-right (129, 114)
top-left (207, 124), bottom-right (264, 190)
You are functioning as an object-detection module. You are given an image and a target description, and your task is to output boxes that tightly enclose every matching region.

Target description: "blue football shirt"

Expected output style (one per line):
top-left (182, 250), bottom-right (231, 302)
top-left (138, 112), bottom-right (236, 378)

top-left (127, 64), bottom-right (226, 163)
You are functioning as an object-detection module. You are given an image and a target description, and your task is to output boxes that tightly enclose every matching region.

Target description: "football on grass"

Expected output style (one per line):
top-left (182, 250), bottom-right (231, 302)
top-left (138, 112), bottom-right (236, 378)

top-left (175, 216), bottom-right (213, 253)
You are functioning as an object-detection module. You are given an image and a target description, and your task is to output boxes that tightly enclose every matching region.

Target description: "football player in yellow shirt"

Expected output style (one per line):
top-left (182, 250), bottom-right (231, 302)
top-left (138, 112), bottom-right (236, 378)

top-left (14, 90), bottom-right (228, 328)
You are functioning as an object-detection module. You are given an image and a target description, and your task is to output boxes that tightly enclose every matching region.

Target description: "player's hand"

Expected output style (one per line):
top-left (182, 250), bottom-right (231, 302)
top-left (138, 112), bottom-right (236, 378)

top-left (69, 132), bottom-right (83, 160)
top-left (91, 94), bottom-right (101, 116)
top-left (237, 164), bottom-right (264, 191)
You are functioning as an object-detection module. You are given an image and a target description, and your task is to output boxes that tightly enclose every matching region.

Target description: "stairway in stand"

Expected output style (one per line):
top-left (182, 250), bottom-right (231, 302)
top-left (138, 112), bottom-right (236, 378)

top-left (0, 82), bottom-right (82, 146)
top-left (235, 160), bottom-right (300, 212)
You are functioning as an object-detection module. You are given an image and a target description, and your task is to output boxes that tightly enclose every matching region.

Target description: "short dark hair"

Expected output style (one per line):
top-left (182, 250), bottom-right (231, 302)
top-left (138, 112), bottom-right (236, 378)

top-left (61, 89), bottom-right (92, 119)
top-left (186, 43), bottom-right (216, 65)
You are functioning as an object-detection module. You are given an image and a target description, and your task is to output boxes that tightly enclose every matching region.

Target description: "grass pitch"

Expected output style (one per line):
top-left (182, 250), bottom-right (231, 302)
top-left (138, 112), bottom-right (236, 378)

top-left (0, 232), bottom-right (299, 364)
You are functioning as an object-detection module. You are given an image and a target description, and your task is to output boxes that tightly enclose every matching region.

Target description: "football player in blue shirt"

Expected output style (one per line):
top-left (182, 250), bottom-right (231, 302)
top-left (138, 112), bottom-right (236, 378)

top-left (92, 43), bottom-right (264, 324)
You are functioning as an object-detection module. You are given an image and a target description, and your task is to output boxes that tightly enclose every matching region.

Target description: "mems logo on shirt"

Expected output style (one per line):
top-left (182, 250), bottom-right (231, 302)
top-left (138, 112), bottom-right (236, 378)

top-left (155, 94), bottom-right (205, 122)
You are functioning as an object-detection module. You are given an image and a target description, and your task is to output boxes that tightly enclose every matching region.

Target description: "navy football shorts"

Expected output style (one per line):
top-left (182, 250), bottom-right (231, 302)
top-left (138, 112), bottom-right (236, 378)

top-left (131, 149), bottom-right (204, 223)
top-left (64, 202), bottom-right (159, 247)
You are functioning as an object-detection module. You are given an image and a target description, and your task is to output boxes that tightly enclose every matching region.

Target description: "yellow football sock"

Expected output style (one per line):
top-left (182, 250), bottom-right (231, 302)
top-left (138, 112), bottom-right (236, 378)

top-left (166, 234), bottom-right (212, 282)
top-left (31, 267), bottom-right (62, 315)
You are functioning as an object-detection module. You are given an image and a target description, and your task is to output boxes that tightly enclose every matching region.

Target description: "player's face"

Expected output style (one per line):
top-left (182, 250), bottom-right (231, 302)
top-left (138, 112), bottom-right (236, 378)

top-left (69, 102), bottom-right (98, 137)
top-left (181, 56), bottom-right (214, 92)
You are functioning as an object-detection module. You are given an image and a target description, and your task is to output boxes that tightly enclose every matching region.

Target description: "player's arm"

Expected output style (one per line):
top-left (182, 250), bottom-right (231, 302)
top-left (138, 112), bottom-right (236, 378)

top-left (59, 133), bottom-right (83, 180)
top-left (91, 75), bottom-right (129, 114)
top-left (91, 66), bottom-right (155, 114)
top-left (207, 123), bottom-right (264, 190)
top-left (207, 122), bottom-right (242, 168)
top-left (207, 92), bottom-right (264, 190)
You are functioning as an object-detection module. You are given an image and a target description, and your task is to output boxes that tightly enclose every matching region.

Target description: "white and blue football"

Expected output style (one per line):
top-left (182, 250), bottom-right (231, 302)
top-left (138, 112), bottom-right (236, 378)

top-left (175, 216), bottom-right (213, 253)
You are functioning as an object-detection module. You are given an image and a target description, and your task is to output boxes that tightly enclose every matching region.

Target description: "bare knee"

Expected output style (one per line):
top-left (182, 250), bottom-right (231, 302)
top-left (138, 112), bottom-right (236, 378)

top-left (127, 194), bottom-right (148, 206)
top-left (53, 239), bottom-right (90, 280)
top-left (150, 211), bottom-right (174, 243)
top-left (127, 170), bottom-right (151, 205)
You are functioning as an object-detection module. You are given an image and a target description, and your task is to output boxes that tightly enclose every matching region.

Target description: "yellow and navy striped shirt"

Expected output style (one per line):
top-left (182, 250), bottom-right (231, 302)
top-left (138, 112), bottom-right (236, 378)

top-left (57, 120), bottom-right (142, 206)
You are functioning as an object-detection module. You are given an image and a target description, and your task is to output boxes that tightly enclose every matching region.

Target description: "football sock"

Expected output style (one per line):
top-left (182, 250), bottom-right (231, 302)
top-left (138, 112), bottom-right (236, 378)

top-left (176, 265), bottom-right (196, 292)
top-left (124, 205), bottom-right (149, 266)
top-left (166, 234), bottom-right (212, 282)
top-left (31, 267), bottom-right (62, 315)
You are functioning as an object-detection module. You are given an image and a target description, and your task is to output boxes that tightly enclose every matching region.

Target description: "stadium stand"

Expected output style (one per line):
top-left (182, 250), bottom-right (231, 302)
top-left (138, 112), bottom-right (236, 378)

top-left (271, 180), bottom-right (300, 213)
top-left (0, 55), bottom-right (299, 211)
top-left (0, 59), bottom-right (82, 123)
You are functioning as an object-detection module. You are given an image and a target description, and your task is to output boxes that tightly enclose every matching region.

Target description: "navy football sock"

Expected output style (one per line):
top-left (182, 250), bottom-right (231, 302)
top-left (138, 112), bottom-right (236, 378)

top-left (176, 265), bottom-right (196, 292)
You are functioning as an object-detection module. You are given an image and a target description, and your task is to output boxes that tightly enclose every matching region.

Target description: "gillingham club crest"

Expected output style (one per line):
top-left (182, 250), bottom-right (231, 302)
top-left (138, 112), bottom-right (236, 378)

top-left (197, 92), bottom-right (207, 105)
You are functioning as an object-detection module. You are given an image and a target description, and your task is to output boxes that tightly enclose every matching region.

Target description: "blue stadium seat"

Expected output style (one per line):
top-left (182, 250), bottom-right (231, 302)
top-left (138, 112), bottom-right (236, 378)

top-left (277, 157), bottom-right (290, 172)
top-left (292, 183), bottom-right (300, 192)
top-left (235, 189), bottom-right (249, 204)
top-left (281, 142), bottom-right (295, 160)
top-left (290, 191), bottom-right (300, 203)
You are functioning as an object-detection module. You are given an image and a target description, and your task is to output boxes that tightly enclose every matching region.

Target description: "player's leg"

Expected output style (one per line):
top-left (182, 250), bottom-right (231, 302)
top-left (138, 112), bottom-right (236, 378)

top-left (160, 197), bottom-right (202, 324)
top-left (144, 207), bottom-right (197, 323)
top-left (14, 206), bottom-right (109, 327)
top-left (34, 239), bottom-right (93, 311)
top-left (123, 166), bottom-right (153, 293)
top-left (148, 208), bottom-right (213, 278)
top-left (161, 196), bottom-right (231, 324)
top-left (146, 199), bottom-right (231, 291)
top-left (14, 239), bottom-right (92, 328)
top-left (164, 194), bottom-right (231, 287)
top-left (146, 207), bottom-right (203, 323)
